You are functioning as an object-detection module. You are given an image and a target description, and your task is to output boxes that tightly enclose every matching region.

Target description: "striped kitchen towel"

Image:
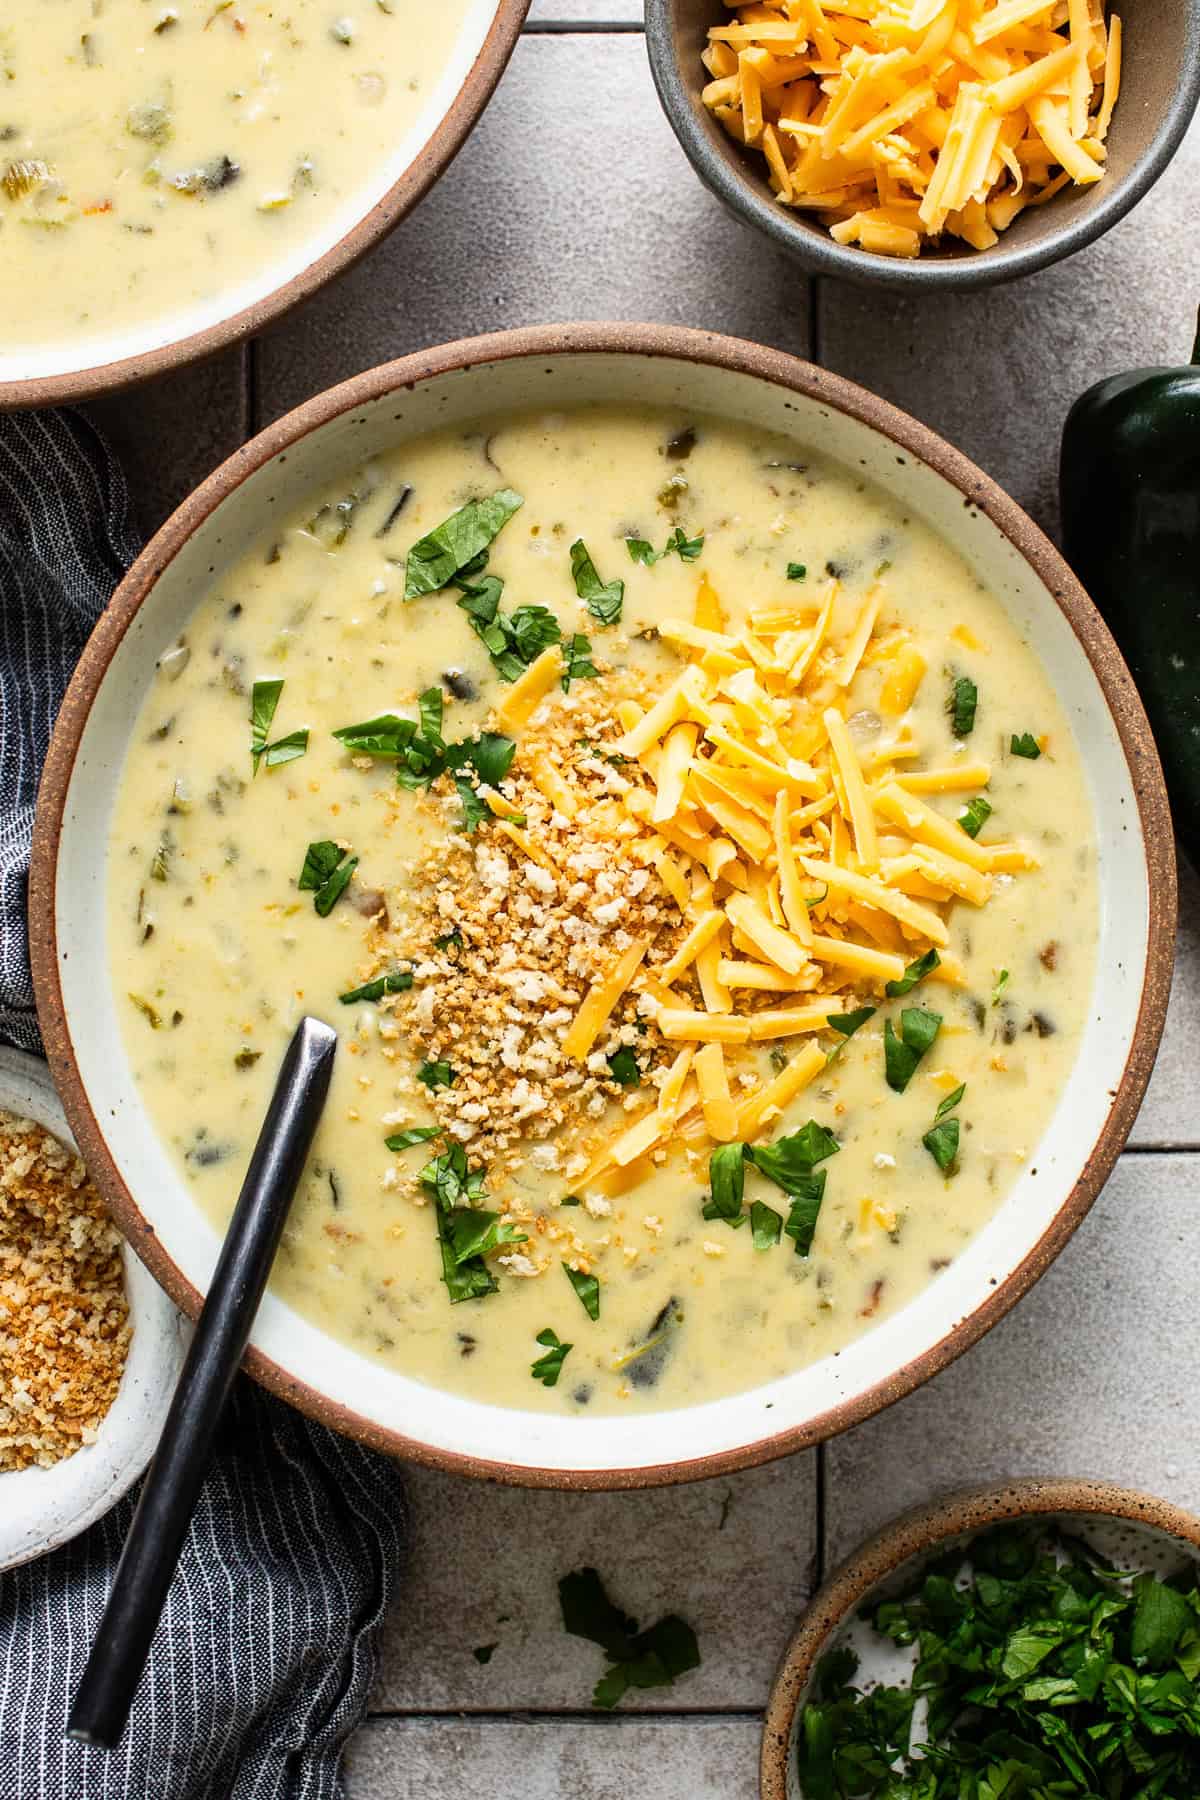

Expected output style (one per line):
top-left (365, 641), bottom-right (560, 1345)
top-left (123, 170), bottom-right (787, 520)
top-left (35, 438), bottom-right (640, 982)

top-left (0, 411), bottom-right (407, 1799)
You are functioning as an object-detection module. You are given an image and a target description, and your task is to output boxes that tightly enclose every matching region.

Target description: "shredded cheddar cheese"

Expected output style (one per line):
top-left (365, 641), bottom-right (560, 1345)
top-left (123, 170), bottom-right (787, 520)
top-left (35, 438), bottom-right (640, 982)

top-left (701, 0), bottom-right (1122, 257)
top-left (386, 559), bottom-right (1037, 1209)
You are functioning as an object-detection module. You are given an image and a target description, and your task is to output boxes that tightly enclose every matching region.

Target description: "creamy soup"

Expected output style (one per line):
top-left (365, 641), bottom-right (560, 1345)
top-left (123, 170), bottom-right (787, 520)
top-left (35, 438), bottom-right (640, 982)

top-left (0, 0), bottom-right (470, 352)
top-left (107, 408), bottom-right (1097, 1416)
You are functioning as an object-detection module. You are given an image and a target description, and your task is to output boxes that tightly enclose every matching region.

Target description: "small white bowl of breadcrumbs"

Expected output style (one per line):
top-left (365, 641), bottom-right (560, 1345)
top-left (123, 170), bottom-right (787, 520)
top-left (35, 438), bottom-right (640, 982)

top-left (0, 1046), bottom-right (186, 1572)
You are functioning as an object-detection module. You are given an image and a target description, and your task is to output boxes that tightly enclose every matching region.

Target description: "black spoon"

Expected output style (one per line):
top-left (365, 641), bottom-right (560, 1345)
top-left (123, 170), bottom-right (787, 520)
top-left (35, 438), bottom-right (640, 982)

top-left (66, 1015), bottom-right (338, 1749)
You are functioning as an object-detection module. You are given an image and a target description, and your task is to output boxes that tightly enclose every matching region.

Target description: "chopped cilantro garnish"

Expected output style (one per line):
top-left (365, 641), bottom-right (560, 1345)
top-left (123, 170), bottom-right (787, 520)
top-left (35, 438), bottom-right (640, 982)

top-left (251, 679), bottom-right (308, 774)
top-left (797, 1524), bottom-right (1200, 1798)
top-left (563, 1262), bottom-right (601, 1321)
top-left (297, 839), bottom-right (357, 916)
top-left (452, 777), bottom-right (490, 835)
top-left (607, 1047), bottom-right (640, 1087)
top-left (1011, 731), bottom-right (1042, 758)
top-left (826, 1005), bottom-right (876, 1065)
top-left (745, 1122), bottom-right (839, 1257)
top-left (781, 1176), bottom-right (826, 1257)
top-left (457, 572), bottom-right (562, 683)
top-left (561, 632), bottom-right (599, 691)
top-left (934, 1082), bottom-right (965, 1119)
top-left (449, 730), bottom-right (516, 791)
top-left (747, 1121), bottom-right (839, 1190)
top-left (339, 970), bottom-right (413, 1004)
top-left (333, 690), bottom-right (446, 788)
top-left (417, 1060), bottom-right (455, 1090)
top-left (445, 1207), bottom-right (525, 1265)
top-left (923, 1117), bottom-right (960, 1171)
top-left (251, 678), bottom-right (282, 761)
top-left (531, 1328), bottom-right (572, 1387)
top-left (419, 1144), bottom-right (520, 1305)
top-left (885, 948), bottom-right (940, 998)
top-left (560, 1194), bottom-right (582, 1208)
top-left (262, 729), bottom-right (309, 770)
top-left (419, 1141), bottom-right (486, 1210)
top-left (442, 731), bottom-right (517, 833)
top-left (787, 562), bottom-right (807, 581)
top-left (622, 528), bottom-right (704, 567)
top-left (949, 674), bottom-right (978, 738)
top-left (958, 794), bottom-right (993, 838)
top-left (559, 1567), bottom-right (701, 1710)
top-left (570, 539), bottom-right (625, 626)
top-left (624, 537), bottom-right (658, 566)
top-left (665, 526), bottom-right (704, 562)
top-left (384, 1125), bottom-right (440, 1151)
top-left (750, 1200), bottom-right (782, 1250)
top-left (704, 1141), bottom-right (746, 1223)
top-left (884, 1007), bottom-right (942, 1092)
top-left (403, 489), bottom-right (523, 600)
top-left (992, 969), bottom-right (1010, 1005)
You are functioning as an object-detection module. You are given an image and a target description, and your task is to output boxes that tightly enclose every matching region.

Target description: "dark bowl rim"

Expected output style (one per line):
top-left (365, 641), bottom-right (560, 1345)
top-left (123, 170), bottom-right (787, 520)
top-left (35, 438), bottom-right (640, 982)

top-left (644, 0), bottom-right (1200, 291)
top-left (761, 1478), bottom-right (1200, 1798)
top-left (30, 320), bottom-right (1176, 1488)
top-left (0, 0), bottom-right (530, 412)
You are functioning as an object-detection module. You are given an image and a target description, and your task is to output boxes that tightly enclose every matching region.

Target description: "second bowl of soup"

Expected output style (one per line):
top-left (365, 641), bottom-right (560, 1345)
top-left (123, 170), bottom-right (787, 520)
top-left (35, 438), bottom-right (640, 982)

top-left (0, 0), bottom-right (528, 405)
top-left (31, 324), bottom-right (1174, 1485)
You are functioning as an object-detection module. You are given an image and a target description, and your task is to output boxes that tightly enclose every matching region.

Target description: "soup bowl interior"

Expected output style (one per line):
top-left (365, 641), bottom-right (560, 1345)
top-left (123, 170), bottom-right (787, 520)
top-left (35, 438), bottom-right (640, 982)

top-left (31, 326), bottom-right (1173, 1486)
top-left (0, 0), bottom-right (527, 408)
top-left (646, 0), bottom-right (1200, 289)
top-left (761, 1479), bottom-right (1200, 1799)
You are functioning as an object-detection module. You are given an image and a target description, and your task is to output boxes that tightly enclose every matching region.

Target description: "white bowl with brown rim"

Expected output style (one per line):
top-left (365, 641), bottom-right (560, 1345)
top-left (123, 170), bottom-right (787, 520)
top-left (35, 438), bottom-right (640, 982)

top-left (761, 1477), bottom-right (1200, 1799)
top-left (0, 1046), bottom-right (187, 1572)
top-left (29, 323), bottom-right (1175, 1489)
top-left (0, 0), bottom-right (528, 411)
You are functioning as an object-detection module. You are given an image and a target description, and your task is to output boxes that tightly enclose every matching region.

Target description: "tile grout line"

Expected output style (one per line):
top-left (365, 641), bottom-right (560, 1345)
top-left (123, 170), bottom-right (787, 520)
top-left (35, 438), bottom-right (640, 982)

top-left (358, 1708), bottom-right (765, 1725)
top-left (522, 20), bottom-right (645, 32)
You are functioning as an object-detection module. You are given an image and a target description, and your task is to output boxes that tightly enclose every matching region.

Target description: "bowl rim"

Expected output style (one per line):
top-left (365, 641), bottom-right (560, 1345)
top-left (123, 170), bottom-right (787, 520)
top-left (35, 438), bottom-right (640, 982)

top-left (0, 0), bottom-right (530, 413)
top-left (760, 1477), bottom-right (1200, 1799)
top-left (30, 320), bottom-right (1177, 1488)
top-left (644, 0), bottom-right (1200, 291)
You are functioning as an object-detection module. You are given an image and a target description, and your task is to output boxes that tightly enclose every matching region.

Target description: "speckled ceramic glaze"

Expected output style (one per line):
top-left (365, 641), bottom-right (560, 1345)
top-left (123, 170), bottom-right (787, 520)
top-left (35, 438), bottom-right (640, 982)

top-left (30, 324), bottom-right (1175, 1488)
top-left (0, 1047), bottom-right (187, 1572)
top-left (762, 1478), bottom-right (1200, 1799)
top-left (645, 0), bottom-right (1200, 290)
top-left (0, 0), bottom-right (529, 411)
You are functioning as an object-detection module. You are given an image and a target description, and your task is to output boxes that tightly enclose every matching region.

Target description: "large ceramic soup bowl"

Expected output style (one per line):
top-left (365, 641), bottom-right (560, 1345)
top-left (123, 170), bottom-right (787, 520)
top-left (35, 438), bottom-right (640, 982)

top-left (0, 0), bottom-right (528, 410)
top-left (31, 324), bottom-right (1174, 1488)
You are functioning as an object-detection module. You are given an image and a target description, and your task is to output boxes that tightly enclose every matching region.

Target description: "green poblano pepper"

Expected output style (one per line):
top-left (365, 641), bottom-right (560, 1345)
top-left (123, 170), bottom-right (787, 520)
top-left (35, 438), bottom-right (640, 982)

top-left (1060, 315), bottom-right (1200, 864)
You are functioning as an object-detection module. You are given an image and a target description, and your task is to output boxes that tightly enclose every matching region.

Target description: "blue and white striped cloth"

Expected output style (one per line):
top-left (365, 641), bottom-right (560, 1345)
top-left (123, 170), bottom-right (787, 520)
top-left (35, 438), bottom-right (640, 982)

top-left (0, 411), bottom-right (408, 1799)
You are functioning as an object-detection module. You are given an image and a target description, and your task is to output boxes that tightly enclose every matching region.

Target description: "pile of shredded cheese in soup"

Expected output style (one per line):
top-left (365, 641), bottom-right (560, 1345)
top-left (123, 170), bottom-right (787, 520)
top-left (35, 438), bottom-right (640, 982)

top-left (0, 0), bottom-right (470, 353)
top-left (108, 408), bottom-right (1098, 1415)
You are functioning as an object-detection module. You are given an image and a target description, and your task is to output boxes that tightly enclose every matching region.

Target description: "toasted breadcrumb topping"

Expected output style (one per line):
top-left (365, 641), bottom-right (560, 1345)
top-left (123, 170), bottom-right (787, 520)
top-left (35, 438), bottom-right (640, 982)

top-left (0, 1110), bottom-right (130, 1471)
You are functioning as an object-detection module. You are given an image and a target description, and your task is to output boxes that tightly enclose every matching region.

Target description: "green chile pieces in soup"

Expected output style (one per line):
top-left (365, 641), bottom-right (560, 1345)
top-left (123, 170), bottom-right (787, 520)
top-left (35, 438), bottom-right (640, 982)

top-left (108, 407), bottom-right (1097, 1416)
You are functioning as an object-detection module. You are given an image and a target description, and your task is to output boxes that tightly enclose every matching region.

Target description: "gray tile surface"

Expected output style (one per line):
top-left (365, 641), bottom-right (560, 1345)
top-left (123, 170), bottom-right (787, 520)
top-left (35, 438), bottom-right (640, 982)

top-left (824, 1151), bottom-right (1200, 1563)
top-left (253, 32), bottom-right (813, 426)
top-left (346, 1717), bottom-right (761, 1799)
top-left (373, 1455), bottom-right (816, 1711)
top-left (84, 349), bottom-right (248, 539)
top-left (528, 1), bottom-right (644, 20)
top-left (1129, 855), bottom-right (1200, 1148)
top-left (817, 114), bottom-right (1200, 540)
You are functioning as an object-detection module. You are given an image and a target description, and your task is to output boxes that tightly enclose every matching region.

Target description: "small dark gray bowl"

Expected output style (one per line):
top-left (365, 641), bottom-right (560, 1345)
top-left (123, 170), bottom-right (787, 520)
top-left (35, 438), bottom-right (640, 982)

top-left (645, 0), bottom-right (1200, 290)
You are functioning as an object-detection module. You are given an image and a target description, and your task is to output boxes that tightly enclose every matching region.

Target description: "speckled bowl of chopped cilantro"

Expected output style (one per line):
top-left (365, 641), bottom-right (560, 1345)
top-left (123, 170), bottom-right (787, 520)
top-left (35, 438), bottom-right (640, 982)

top-left (762, 1479), bottom-right (1200, 1800)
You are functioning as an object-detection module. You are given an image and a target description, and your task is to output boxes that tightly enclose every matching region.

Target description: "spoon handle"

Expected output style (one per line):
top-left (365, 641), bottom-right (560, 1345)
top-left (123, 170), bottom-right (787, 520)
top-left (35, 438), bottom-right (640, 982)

top-left (67, 1015), bottom-right (338, 1749)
